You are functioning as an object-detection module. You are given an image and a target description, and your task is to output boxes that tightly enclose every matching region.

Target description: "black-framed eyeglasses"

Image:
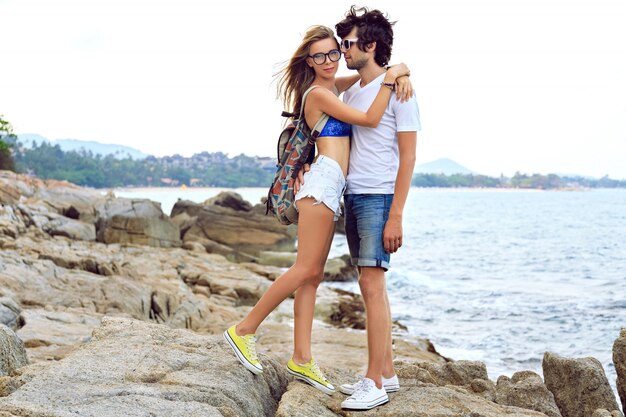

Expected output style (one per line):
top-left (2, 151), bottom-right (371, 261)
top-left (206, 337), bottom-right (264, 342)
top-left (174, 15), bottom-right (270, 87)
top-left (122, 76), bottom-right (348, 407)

top-left (308, 49), bottom-right (341, 65)
top-left (340, 38), bottom-right (358, 51)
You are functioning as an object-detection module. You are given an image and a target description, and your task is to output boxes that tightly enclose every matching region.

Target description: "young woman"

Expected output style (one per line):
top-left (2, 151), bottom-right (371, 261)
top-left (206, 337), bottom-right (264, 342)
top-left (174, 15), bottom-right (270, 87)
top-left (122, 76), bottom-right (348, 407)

top-left (224, 25), bottom-right (410, 394)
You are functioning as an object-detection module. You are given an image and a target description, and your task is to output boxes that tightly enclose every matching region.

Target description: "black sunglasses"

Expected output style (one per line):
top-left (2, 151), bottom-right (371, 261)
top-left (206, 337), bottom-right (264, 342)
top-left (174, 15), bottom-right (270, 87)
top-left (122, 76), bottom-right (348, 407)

top-left (308, 49), bottom-right (341, 65)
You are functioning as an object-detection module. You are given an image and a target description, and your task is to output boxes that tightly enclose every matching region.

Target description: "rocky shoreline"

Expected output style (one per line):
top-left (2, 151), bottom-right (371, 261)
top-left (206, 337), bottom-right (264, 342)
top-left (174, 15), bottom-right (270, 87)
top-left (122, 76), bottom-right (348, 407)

top-left (0, 170), bottom-right (624, 417)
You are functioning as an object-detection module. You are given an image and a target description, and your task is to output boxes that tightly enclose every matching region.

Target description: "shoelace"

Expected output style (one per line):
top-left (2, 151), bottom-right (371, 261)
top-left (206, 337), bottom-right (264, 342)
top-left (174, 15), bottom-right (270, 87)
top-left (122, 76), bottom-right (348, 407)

top-left (351, 380), bottom-right (374, 400)
top-left (309, 361), bottom-right (328, 383)
top-left (243, 335), bottom-right (258, 362)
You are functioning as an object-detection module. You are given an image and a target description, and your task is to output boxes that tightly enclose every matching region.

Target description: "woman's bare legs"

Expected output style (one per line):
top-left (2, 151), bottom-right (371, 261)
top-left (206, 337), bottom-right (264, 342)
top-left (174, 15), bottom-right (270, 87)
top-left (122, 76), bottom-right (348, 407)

top-left (236, 198), bottom-right (336, 336)
top-left (291, 219), bottom-right (335, 364)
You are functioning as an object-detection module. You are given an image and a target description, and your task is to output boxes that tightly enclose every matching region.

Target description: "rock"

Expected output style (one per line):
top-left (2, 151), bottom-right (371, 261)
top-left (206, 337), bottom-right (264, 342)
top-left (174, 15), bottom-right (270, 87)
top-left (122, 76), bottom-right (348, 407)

top-left (613, 328), bottom-right (626, 411)
top-left (257, 250), bottom-right (297, 268)
top-left (16, 307), bottom-right (102, 362)
top-left (325, 288), bottom-right (365, 329)
top-left (0, 361), bottom-right (53, 398)
top-left (239, 262), bottom-right (284, 281)
top-left (95, 197), bottom-right (181, 247)
top-left (591, 410), bottom-right (624, 417)
top-left (204, 191), bottom-right (253, 212)
top-left (0, 317), bottom-right (290, 417)
top-left (45, 217), bottom-right (96, 241)
top-left (323, 254), bottom-right (357, 282)
top-left (0, 175), bottom-right (21, 205)
top-left (12, 202), bottom-right (96, 241)
top-left (543, 352), bottom-right (620, 417)
top-left (275, 383), bottom-right (345, 417)
top-left (181, 240), bottom-right (207, 252)
top-left (32, 185), bottom-right (102, 225)
top-left (172, 199), bottom-right (296, 255)
top-left (0, 296), bottom-right (21, 329)
top-left (496, 371), bottom-right (562, 417)
top-left (170, 211), bottom-right (197, 236)
top-left (0, 206), bottom-right (24, 239)
top-left (184, 235), bottom-right (236, 258)
top-left (276, 376), bottom-right (548, 417)
top-left (396, 359), bottom-right (491, 388)
top-left (0, 171), bottom-right (103, 224)
top-left (0, 324), bottom-right (28, 377)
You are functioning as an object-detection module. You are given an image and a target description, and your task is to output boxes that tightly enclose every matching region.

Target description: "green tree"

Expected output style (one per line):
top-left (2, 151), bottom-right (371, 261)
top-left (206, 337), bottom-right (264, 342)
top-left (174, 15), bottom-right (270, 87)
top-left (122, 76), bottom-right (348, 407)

top-left (0, 115), bottom-right (17, 171)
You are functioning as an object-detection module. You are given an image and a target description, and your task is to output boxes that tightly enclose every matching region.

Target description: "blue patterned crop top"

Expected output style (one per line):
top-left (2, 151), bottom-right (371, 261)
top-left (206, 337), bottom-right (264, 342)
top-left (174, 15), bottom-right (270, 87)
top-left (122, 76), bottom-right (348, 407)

top-left (319, 115), bottom-right (351, 137)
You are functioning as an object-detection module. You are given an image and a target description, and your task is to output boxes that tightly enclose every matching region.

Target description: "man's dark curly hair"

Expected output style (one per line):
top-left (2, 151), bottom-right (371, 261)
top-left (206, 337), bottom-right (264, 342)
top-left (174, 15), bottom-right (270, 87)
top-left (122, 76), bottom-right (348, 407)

top-left (335, 6), bottom-right (396, 67)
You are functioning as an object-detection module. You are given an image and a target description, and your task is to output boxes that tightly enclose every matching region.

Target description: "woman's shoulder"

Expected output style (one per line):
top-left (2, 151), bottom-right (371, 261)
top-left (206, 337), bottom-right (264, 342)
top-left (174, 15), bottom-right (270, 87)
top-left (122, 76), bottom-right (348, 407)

top-left (306, 86), bottom-right (336, 102)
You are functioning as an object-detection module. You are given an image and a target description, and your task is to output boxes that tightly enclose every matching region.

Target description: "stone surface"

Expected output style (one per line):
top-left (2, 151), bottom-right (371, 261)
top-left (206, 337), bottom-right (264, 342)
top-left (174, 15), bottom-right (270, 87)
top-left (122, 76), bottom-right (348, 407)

top-left (16, 307), bottom-right (102, 362)
top-left (172, 198), bottom-right (296, 255)
top-left (496, 371), bottom-right (562, 417)
top-left (276, 376), bottom-right (549, 417)
top-left (614, 328), bottom-right (626, 412)
top-left (204, 191), bottom-right (253, 212)
top-left (2, 174), bottom-right (604, 417)
top-left (591, 410), bottom-right (624, 417)
top-left (0, 317), bottom-right (289, 416)
top-left (323, 254), bottom-right (357, 282)
top-left (95, 197), bottom-right (181, 247)
top-left (0, 297), bottom-right (20, 329)
top-left (257, 250), bottom-right (297, 268)
top-left (543, 352), bottom-right (620, 417)
top-left (0, 324), bottom-right (28, 377)
top-left (45, 216), bottom-right (96, 241)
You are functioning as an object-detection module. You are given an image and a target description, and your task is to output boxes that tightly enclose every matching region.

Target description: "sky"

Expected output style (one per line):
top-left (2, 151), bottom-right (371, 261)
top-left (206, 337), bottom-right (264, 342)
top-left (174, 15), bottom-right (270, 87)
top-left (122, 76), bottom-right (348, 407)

top-left (1, 0), bottom-right (625, 178)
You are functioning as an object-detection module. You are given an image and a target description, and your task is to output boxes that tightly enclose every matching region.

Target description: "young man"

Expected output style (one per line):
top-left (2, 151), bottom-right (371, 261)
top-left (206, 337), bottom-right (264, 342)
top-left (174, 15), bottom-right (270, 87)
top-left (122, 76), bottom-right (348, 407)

top-left (335, 6), bottom-right (420, 411)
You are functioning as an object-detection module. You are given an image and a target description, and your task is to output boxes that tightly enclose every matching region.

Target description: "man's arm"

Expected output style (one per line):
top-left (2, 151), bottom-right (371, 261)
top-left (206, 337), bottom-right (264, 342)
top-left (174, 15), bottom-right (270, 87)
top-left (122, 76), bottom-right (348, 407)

top-left (383, 131), bottom-right (417, 253)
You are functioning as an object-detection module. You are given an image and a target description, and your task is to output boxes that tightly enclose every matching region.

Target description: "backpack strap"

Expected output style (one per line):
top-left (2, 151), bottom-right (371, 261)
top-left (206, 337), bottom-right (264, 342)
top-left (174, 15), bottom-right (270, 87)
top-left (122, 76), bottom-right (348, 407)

top-left (299, 85), bottom-right (330, 138)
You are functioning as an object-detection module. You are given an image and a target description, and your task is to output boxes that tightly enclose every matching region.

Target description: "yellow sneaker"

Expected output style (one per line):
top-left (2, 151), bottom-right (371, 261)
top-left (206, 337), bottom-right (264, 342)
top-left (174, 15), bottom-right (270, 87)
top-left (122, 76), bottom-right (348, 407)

top-left (286, 358), bottom-right (335, 395)
top-left (223, 325), bottom-right (263, 375)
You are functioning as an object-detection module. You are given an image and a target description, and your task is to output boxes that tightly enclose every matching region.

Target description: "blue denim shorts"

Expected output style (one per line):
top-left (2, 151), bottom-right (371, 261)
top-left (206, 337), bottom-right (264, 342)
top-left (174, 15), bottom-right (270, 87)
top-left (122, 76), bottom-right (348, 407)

top-left (344, 193), bottom-right (394, 271)
top-left (294, 155), bottom-right (346, 222)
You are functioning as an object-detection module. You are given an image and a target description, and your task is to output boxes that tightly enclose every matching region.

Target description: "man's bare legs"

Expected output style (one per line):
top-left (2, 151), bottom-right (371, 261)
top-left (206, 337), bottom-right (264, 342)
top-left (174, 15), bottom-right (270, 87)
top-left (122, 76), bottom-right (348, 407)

top-left (382, 288), bottom-right (396, 378)
top-left (292, 221), bottom-right (335, 364)
top-left (236, 198), bottom-right (336, 336)
top-left (359, 266), bottom-right (392, 389)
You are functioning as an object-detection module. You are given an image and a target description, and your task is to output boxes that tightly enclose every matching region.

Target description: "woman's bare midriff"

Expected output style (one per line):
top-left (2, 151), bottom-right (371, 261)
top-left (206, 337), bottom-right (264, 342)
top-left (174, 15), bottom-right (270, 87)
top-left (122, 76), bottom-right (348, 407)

top-left (315, 136), bottom-right (350, 177)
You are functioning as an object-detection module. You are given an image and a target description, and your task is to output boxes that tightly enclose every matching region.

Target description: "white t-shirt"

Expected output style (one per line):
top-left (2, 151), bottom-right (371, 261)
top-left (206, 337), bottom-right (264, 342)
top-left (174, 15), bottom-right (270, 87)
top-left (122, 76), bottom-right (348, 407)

top-left (343, 72), bottom-right (421, 195)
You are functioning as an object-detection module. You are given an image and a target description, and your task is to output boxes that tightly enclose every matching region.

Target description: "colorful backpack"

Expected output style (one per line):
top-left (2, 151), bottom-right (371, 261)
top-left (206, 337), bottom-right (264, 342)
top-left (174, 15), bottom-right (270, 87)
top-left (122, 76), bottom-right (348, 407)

top-left (265, 85), bottom-right (329, 225)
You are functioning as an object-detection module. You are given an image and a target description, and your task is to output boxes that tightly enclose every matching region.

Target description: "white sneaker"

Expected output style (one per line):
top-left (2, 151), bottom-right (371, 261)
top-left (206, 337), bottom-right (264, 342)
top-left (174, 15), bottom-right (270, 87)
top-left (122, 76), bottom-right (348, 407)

top-left (339, 374), bottom-right (400, 395)
top-left (341, 377), bottom-right (389, 410)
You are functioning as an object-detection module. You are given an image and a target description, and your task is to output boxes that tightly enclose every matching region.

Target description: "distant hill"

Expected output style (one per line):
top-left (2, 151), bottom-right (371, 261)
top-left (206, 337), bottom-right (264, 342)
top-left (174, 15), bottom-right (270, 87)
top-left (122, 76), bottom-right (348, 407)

top-left (17, 133), bottom-right (149, 160)
top-left (415, 158), bottom-right (474, 175)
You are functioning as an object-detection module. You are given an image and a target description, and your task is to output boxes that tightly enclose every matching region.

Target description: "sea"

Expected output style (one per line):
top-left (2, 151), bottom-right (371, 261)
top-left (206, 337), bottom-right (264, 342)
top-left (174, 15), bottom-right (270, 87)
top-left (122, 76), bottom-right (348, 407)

top-left (115, 187), bottom-right (626, 392)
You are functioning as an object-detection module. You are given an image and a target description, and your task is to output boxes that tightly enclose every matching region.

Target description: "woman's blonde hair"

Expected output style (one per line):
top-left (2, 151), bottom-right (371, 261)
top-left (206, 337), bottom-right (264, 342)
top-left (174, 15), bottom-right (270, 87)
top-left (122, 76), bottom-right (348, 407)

top-left (275, 25), bottom-right (339, 117)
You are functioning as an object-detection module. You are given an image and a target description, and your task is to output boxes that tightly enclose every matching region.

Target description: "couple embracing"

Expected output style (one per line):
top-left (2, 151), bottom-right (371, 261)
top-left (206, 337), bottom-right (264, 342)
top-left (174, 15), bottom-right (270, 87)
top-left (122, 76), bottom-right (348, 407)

top-left (224, 6), bottom-right (420, 411)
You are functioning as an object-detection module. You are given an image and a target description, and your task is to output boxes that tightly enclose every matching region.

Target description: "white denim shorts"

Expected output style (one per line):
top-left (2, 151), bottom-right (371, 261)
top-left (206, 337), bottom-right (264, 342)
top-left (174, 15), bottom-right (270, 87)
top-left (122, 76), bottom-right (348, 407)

top-left (294, 155), bottom-right (346, 222)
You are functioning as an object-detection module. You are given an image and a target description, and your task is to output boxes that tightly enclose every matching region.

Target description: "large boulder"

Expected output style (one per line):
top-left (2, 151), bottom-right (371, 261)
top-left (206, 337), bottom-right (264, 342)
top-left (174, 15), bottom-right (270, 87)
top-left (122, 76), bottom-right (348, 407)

top-left (276, 362), bottom-right (548, 417)
top-left (0, 171), bottom-right (103, 224)
top-left (613, 328), bottom-right (626, 411)
top-left (0, 317), bottom-right (290, 416)
top-left (496, 371), bottom-right (562, 417)
top-left (96, 197), bottom-right (180, 247)
top-left (204, 191), bottom-right (253, 212)
top-left (44, 216), bottom-right (96, 241)
top-left (0, 324), bottom-right (28, 377)
top-left (4, 202), bottom-right (95, 241)
top-left (396, 359), bottom-right (496, 401)
top-left (542, 352), bottom-right (620, 417)
top-left (172, 198), bottom-right (296, 255)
